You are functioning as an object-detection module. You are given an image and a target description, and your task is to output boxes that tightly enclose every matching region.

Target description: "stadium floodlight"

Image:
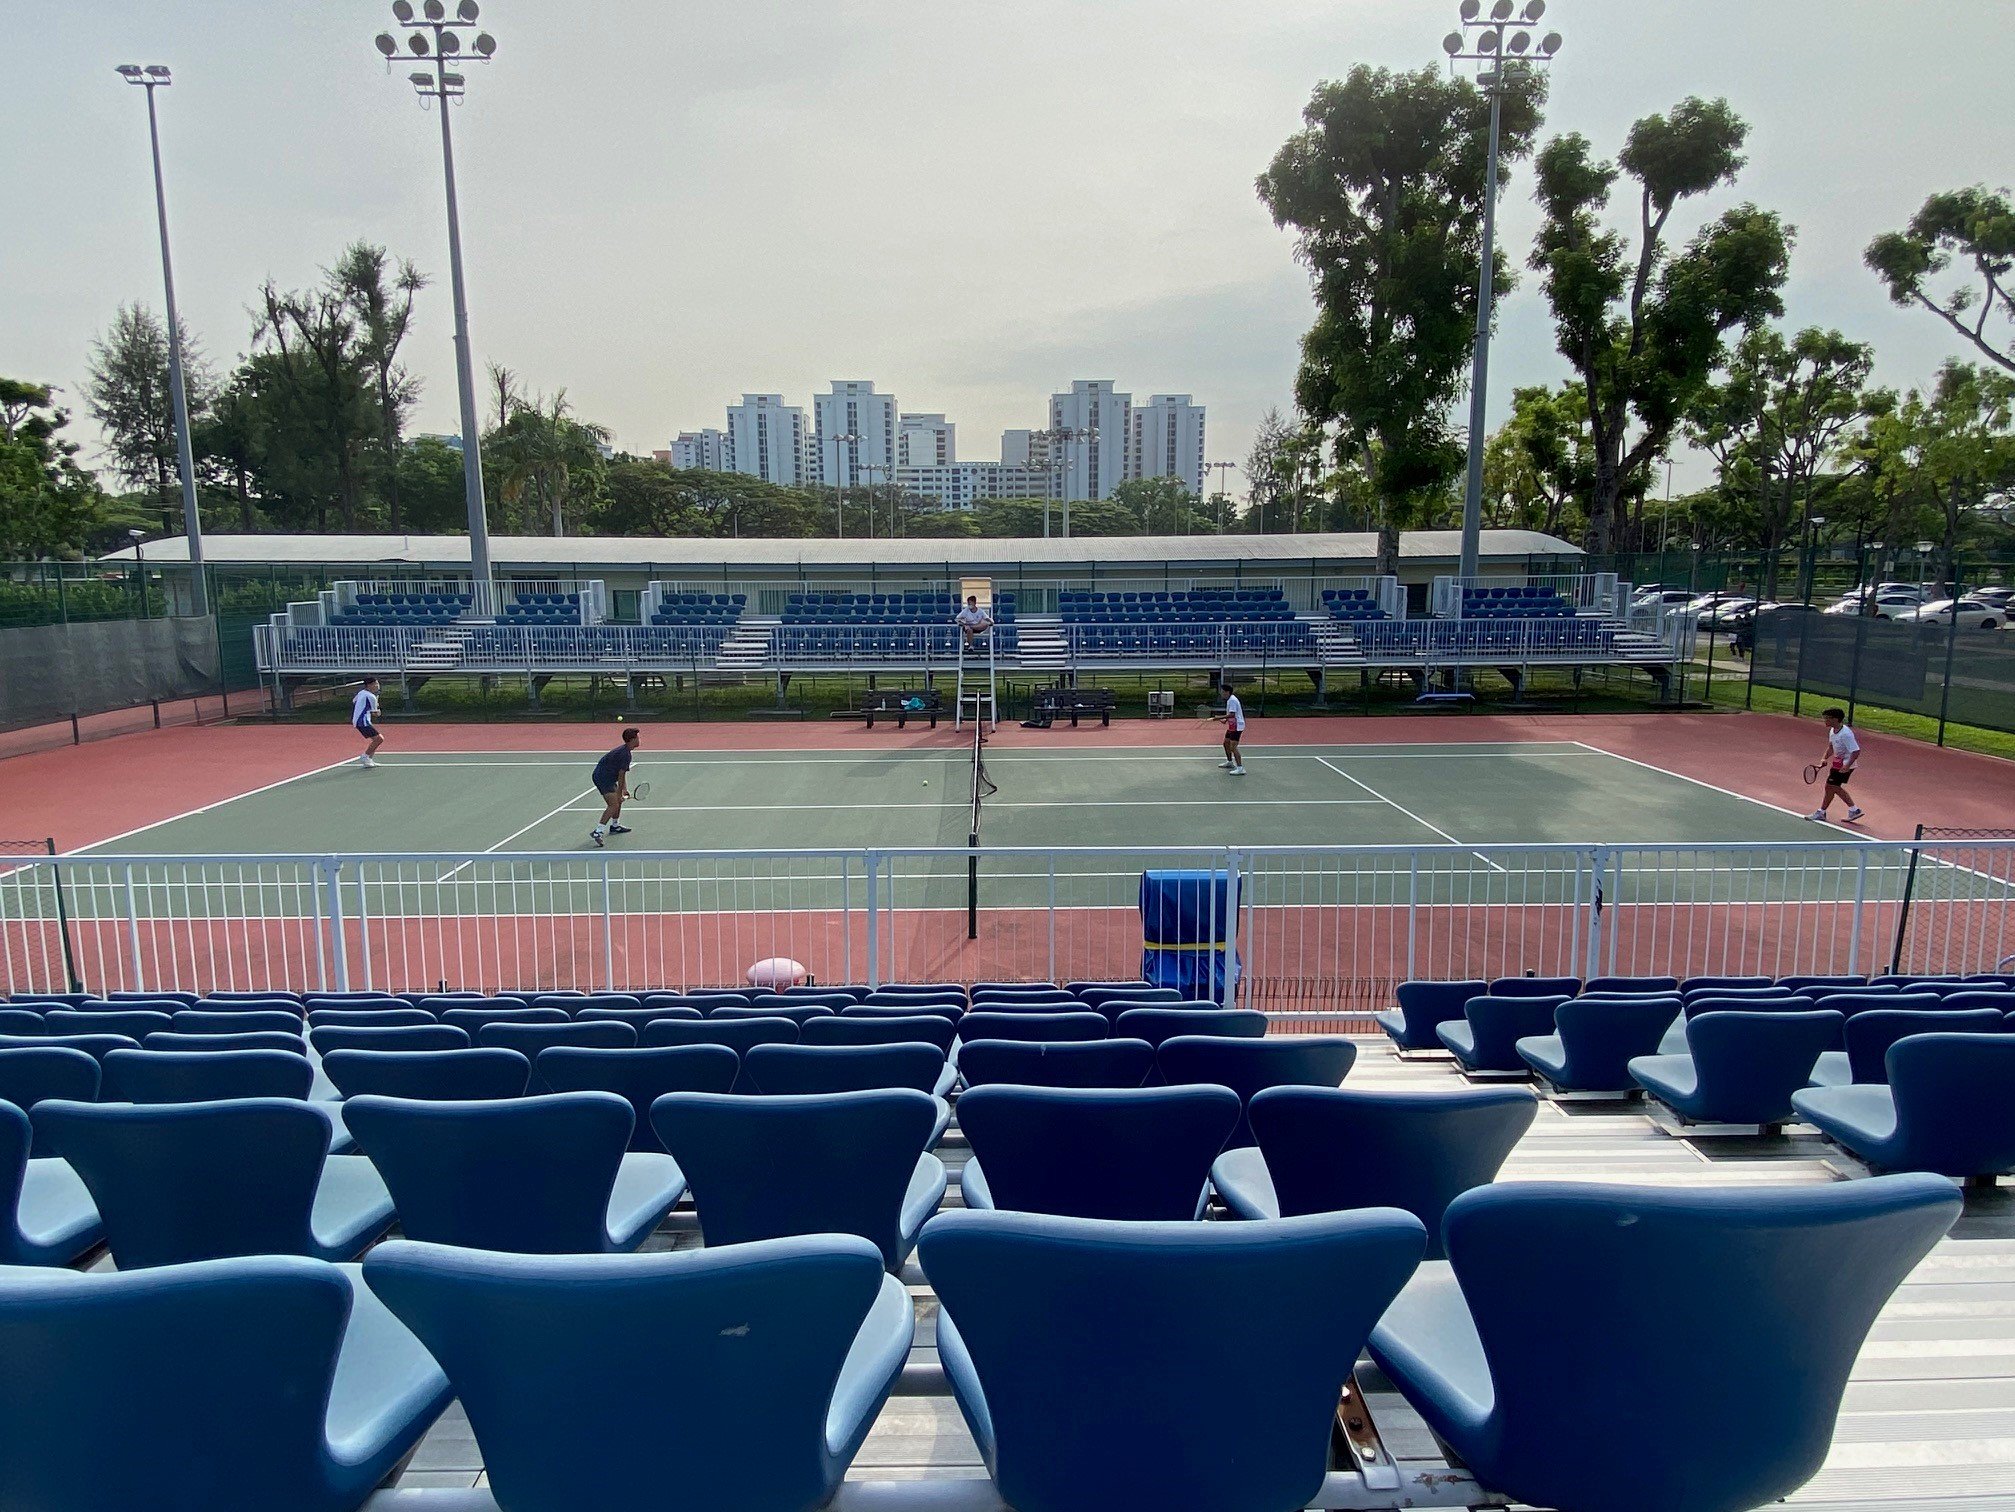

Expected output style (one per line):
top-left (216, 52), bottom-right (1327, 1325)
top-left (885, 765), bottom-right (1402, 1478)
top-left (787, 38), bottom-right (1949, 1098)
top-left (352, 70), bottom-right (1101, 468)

top-left (1443, 0), bottom-right (1563, 587)
top-left (372, 2), bottom-right (502, 593)
top-left (114, 62), bottom-right (207, 614)
top-left (458, 1), bottom-right (480, 20)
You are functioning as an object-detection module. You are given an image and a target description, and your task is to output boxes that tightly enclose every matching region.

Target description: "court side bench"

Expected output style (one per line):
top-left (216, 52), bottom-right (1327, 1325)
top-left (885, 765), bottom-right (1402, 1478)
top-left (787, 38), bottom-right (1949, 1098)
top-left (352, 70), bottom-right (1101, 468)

top-left (860, 689), bottom-right (944, 729)
top-left (1030, 687), bottom-right (1116, 728)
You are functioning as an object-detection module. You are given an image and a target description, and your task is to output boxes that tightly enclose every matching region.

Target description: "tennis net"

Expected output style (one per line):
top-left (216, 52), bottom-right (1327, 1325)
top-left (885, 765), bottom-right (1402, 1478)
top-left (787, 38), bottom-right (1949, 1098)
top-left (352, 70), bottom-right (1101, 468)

top-left (967, 720), bottom-right (997, 939)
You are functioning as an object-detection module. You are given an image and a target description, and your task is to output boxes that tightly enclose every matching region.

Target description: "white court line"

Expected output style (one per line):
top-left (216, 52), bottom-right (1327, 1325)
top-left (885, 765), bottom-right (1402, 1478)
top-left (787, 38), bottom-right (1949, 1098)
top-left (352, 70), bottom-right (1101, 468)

top-left (74, 757), bottom-right (362, 855)
top-left (1313, 756), bottom-right (1508, 872)
top-left (435, 788), bottom-right (598, 882)
top-left (611, 797), bottom-right (1391, 812)
top-left (372, 745), bottom-right (1600, 769)
top-left (1563, 741), bottom-right (1876, 840)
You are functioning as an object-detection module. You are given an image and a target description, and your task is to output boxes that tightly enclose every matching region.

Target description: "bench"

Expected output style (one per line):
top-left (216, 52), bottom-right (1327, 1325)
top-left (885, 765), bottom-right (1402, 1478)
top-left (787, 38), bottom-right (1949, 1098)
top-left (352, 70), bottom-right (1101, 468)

top-left (861, 689), bottom-right (943, 729)
top-left (1030, 687), bottom-right (1117, 728)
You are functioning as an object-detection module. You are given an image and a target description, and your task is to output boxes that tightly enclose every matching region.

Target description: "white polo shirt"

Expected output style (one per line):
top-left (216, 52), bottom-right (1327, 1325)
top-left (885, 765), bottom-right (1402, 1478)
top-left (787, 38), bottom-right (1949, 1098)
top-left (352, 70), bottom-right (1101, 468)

top-left (1225, 693), bottom-right (1245, 732)
top-left (1827, 725), bottom-right (1859, 767)
top-left (351, 687), bottom-right (379, 729)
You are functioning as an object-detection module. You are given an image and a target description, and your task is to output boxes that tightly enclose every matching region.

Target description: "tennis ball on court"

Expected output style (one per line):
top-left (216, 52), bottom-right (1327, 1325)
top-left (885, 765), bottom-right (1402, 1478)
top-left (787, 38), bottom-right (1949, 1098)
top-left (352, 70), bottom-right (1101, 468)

top-left (922, 779), bottom-right (930, 786)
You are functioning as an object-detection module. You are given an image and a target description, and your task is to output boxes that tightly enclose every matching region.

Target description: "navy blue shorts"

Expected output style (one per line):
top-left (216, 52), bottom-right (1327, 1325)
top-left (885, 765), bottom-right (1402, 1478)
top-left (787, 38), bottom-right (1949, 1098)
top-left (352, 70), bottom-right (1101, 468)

top-left (355, 722), bottom-right (380, 741)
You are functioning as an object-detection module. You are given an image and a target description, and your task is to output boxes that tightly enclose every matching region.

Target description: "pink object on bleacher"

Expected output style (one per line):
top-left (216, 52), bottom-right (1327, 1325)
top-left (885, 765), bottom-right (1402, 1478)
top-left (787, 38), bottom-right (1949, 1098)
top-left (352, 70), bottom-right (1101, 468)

top-left (746, 957), bottom-right (808, 989)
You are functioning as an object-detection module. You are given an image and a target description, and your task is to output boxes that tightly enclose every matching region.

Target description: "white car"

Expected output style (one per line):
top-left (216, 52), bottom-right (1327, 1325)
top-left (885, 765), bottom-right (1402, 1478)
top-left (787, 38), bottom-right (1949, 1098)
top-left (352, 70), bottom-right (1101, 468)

top-left (1697, 598), bottom-right (1759, 627)
top-left (1634, 589), bottom-right (1697, 610)
top-left (1894, 598), bottom-right (2004, 630)
top-left (1825, 592), bottom-right (1923, 619)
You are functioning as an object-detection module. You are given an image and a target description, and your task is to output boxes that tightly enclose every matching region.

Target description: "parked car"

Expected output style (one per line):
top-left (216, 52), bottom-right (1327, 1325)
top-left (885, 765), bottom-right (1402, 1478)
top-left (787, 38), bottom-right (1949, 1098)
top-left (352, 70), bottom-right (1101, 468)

top-left (1969, 586), bottom-right (2013, 611)
top-left (1697, 598), bottom-right (1760, 627)
top-left (1825, 592), bottom-right (1923, 618)
top-left (1727, 600), bottom-right (1814, 625)
top-left (1633, 589), bottom-right (1697, 610)
top-left (1894, 598), bottom-right (2004, 631)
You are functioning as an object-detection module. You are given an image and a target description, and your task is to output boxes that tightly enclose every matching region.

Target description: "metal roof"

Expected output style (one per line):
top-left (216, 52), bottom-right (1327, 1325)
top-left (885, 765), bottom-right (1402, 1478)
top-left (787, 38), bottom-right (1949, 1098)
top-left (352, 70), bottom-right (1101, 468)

top-left (101, 529), bottom-right (1582, 570)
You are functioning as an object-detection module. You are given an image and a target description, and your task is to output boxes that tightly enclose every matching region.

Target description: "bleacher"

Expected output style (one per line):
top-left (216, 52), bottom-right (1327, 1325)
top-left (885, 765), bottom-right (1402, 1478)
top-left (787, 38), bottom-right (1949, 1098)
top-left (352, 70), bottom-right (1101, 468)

top-left (331, 591), bottom-right (470, 627)
top-left (498, 591), bottom-right (586, 624)
top-left (774, 591), bottom-right (1018, 662)
top-left (1320, 587), bottom-right (1391, 622)
top-left (1459, 584), bottom-right (1579, 618)
top-left (0, 972), bottom-right (1981, 1509)
top-left (1062, 588), bottom-right (1316, 660)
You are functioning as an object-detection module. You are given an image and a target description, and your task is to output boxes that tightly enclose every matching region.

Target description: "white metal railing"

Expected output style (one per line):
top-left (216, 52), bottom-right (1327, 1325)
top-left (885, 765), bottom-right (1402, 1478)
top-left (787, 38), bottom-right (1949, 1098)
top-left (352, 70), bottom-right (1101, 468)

top-left (4, 841), bottom-right (2009, 1019)
top-left (1065, 621), bottom-right (1319, 663)
top-left (1340, 617), bottom-right (1678, 663)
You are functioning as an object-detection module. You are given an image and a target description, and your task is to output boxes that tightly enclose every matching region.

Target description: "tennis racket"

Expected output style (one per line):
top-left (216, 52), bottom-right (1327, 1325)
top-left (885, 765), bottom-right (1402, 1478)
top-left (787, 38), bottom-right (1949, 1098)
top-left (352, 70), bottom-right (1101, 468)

top-left (1802, 762), bottom-right (1825, 785)
top-left (628, 780), bottom-right (651, 802)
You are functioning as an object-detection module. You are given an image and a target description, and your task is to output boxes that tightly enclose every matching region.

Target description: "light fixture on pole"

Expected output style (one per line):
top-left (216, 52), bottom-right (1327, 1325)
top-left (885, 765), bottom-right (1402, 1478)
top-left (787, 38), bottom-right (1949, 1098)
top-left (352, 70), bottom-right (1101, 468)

top-left (1443, 1), bottom-right (1562, 585)
top-left (1051, 425), bottom-right (1097, 538)
top-left (1204, 461), bottom-right (1239, 532)
top-left (373, 1), bottom-right (499, 601)
top-left (829, 431), bottom-right (860, 539)
top-left (116, 63), bottom-right (207, 616)
top-left (127, 528), bottom-right (150, 621)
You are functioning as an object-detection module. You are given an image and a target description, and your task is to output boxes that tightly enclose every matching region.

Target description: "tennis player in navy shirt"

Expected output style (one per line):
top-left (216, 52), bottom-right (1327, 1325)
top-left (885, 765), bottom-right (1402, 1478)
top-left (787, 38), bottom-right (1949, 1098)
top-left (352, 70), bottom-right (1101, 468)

top-left (590, 728), bottom-right (640, 847)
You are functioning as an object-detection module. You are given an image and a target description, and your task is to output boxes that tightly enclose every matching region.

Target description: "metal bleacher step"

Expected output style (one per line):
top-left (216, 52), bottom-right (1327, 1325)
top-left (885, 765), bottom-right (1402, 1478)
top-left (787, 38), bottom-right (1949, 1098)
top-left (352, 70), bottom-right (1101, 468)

top-left (714, 619), bottom-right (776, 668)
top-left (404, 627), bottom-right (472, 669)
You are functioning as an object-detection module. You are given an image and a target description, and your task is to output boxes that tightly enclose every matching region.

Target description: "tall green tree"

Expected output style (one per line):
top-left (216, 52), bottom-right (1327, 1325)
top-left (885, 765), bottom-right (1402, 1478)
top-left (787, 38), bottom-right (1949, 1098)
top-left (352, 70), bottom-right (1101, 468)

top-left (1110, 476), bottom-right (1216, 535)
top-left (1684, 326), bottom-right (1873, 595)
top-left (1257, 64), bottom-right (1545, 572)
top-left (0, 379), bottom-right (126, 558)
top-left (486, 389), bottom-right (611, 536)
top-left (1482, 383), bottom-right (1592, 538)
top-left (333, 243), bottom-right (428, 530)
top-left (1865, 187), bottom-right (2015, 375)
top-left (252, 276), bottom-right (375, 531)
top-left (86, 303), bottom-right (214, 515)
top-left (1529, 97), bottom-right (1793, 556)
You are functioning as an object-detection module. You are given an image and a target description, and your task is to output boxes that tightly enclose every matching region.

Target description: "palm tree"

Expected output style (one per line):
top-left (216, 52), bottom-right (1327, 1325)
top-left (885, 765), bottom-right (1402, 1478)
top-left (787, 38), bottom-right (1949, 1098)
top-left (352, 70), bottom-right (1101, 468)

top-left (491, 389), bottom-right (611, 536)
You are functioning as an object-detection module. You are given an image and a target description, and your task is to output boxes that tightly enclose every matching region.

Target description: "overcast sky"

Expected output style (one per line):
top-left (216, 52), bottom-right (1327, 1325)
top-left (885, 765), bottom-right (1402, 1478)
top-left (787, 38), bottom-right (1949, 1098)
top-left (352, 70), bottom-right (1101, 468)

top-left (5, 0), bottom-right (2008, 499)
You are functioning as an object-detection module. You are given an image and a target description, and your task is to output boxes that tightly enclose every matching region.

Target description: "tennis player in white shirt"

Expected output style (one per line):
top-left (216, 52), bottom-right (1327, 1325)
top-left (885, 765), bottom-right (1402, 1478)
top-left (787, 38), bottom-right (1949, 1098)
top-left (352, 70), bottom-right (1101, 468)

top-left (351, 678), bottom-right (384, 769)
top-left (1219, 689), bottom-right (1247, 776)
top-left (1807, 707), bottom-right (1864, 823)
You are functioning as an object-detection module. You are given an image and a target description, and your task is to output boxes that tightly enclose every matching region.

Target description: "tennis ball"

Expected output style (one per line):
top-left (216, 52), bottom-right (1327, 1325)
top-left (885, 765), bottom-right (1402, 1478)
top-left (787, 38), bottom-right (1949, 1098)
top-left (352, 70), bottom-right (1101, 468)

top-left (922, 779), bottom-right (930, 786)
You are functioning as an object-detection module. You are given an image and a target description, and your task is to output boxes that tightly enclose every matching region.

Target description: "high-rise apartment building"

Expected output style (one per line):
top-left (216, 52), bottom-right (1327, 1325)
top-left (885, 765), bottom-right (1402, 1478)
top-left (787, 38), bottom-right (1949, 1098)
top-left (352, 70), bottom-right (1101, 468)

top-left (1129, 395), bottom-right (1207, 496)
top-left (724, 395), bottom-right (809, 487)
top-left (813, 382), bottom-right (898, 489)
top-left (897, 413), bottom-right (956, 468)
top-left (667, 428), bottom-right (730, 472)
top-left (897, 462), bottom-right (1049, 510)
top-left (1047, 381), bottom-right (1132, 502)
top-left (999, 428), bottom-right (1051, 472)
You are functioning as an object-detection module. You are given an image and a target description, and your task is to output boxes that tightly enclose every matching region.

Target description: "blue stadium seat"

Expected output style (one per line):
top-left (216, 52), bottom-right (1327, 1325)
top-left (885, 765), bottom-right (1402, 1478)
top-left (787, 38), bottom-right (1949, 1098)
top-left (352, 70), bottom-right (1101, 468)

top-left (800, 1013), bottom-right (958, 1052)
top-left (1111, 1006), bottom-right (1267, 1047)
top-left (1369, 1176), bottom-right (1961, 1512)
top-left (956, 1038), bottom-right (1155, 1090)
top-left (919, 1206), bottom-right (1425, 1512)
top-left (533, 1045), bottom-right (738, 1151)
top-left (531, 992), bottom-right (642, 1015)
top-left (640, 1015), bottom-right (800, 1053)
top-left (0, 1100), bottom-right (101, 1266)
top-left (712, 1003), bottom-right (836, 1026)
top-left (744, 1042), bottom-right (954, 1101)
top-left (477, 1019), bottom-right (638, 1056)
top-left (651, 1089), bottom-right (947, 1270)
top-left (1515, 996), bottom-right (1683, 1095)
top-left (0, 1009), bottom-right (42, 1036)
top-left (957, 1085), bottom-right (1240, 1220)
top-left (1437, 995), bottom-right (1569, 1075)
top-left (1630, 1011), bottom-right (1845, 1130)
top-left (321, 1047), bottom-right (531, 1101)
top-left (845, 1003), bottom-right (964, 1025)
top-left (0, 1032), bottom-right (137, 1062)
top-left (35, 1099), bottom-right (393, 1267)
top-left (439, 1005), bottom-right (569, 1035)
top-left (1072, 983), bottom-right (1182, 1011)
top-left (1157, 1035), bottom-right (1356, 1146)
top-left (362, 1234), bottom-right (910, 1512)
top-left (1488, 975), bottom-right (1581, 998)
top-left (958, 1010), bottom-right (1110, 1044)
top-left (1793, 1034), bottom-right (2015, 1180)
top-left (0, 1048), bottom-right (100, 1154)
top-left (144, 1030), bottom-right (308, 1056)
top-left (1807, 1007), bottom-right (2008, 1087)
top-left (574, 1006), bottom-right (702, 1028)
top-left (177, 1011), bottom-right (303, 1035)
top-left (1682, 974), bottom-right (1775, 994)
top-left (344, 1092), bottom-right (686, 1253)
top-left (309, 1023), bottom-right (470, 1055)
top-left (1583, 975), bottom-right (1681, 995)
top-left (0, 1254), bottom-right (451, 1511)
top-left (1212, 1086), bottom-right (1535, 1258)
top-left (1374, 979), bottom-right (1489, 1051)
top-left (46, 1009), bottom-right (172, 1040)
top-left (102, 1048), bottom-right (311, 1105)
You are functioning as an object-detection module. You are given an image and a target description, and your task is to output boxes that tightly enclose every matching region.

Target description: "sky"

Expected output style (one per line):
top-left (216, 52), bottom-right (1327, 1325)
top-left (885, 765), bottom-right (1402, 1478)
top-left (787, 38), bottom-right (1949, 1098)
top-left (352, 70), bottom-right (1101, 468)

top-left (4, 0), bottom-right (2009, 502)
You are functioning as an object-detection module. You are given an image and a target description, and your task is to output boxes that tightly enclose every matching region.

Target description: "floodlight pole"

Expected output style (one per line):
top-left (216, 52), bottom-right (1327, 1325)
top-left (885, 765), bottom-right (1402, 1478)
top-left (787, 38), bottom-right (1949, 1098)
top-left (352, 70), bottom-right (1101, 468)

top-left (830, 431), bottom-right (859, 539)
top-left (1445, 4), bottom-right (1562, 585)
top-left (375, 5), bottom-right (500, 600)
top-left (119, 69), bottom-right (207, 615)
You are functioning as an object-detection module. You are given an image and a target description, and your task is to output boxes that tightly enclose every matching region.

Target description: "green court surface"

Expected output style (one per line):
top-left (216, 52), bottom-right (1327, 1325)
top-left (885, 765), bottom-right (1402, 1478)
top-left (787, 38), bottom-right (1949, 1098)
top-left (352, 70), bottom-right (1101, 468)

top-left (35, 738), bottom-right (1959, 924)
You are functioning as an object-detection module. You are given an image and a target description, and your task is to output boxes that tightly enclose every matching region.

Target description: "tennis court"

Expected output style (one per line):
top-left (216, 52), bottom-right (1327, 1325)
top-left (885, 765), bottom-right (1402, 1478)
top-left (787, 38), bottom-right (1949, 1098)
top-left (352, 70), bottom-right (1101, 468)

top-left (7, 727), bottom-right (2011, 1011)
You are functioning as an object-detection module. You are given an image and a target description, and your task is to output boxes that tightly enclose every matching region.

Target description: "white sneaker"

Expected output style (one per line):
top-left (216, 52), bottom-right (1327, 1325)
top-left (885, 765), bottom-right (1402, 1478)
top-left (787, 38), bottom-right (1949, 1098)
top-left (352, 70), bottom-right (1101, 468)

top-left (1805, 810), bottom-right (1827, 822)
top-left (357, 754), bottom-right (374, 769)
top-left (1230, 765), bottom-right (1247, 776)
top-left (1846, 806), bottom-right (1865, 821)
top-left (1218, 760), bottom-right (1236, 769)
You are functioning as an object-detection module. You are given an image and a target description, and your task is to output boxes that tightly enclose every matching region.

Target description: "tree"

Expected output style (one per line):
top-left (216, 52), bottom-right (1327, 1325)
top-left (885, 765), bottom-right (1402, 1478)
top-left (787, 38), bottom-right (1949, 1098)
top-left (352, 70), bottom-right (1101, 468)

top-left (253, 276), bottom-right (375, 531)
top-left (0, 379), bottom-right (125, 559)
top-left (1242, 408), bottom-right (1297, 532)
top-left (1866, 187), bottom-right (2015, 375)
top-left (1914, 362), bottom-right (2015, 583)
top-left (1481, 384), bottom-right (1592, 538)
top-left (393, 436), bottom-right (468, 533)
top-left (333, 243), bottom-right (427, 530)
top-left (1684, 327), bottom-right (1873, 595)
top-left (486, 389), bottom-right (611, 535)
top-left (1110, 476), bottom-right (1215, 535)
top-left (86, 303), bottom-right (214, 515)
top-left (192, 373), bottom-right (270, 533)
top-left (1529, 97), bottom-right (1793, 556)
top-left (1258, 64), bottom-right (1546, 572)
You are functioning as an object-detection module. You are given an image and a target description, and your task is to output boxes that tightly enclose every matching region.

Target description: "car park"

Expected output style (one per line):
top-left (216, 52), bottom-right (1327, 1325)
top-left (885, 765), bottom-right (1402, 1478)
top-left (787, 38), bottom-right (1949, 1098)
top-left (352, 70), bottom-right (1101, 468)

top-left (1894, 598), bottom-right (2004, 631)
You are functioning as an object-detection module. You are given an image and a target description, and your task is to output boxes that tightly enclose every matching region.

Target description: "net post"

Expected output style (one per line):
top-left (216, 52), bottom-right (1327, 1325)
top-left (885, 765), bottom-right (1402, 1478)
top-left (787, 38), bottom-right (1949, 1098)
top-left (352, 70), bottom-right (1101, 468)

top-left (1888, 824), bottom-right (1927, 976)
top-left (44, 840), bottom-right (83, 994)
